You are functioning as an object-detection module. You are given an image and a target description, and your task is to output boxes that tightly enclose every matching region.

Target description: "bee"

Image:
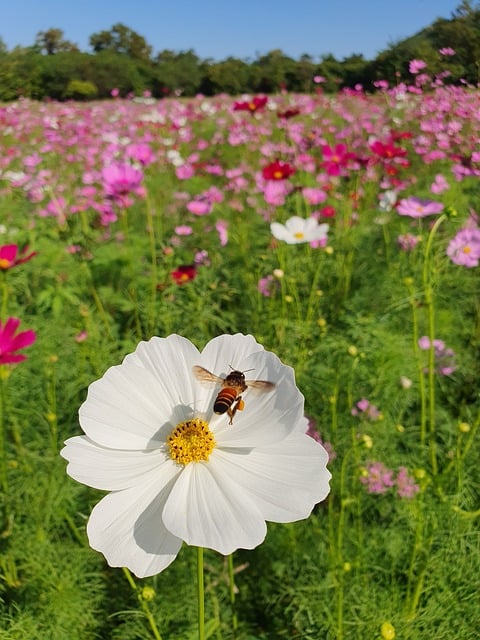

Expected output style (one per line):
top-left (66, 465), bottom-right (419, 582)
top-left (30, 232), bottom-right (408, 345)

top-left (192, 365), bottom-right (275, 424)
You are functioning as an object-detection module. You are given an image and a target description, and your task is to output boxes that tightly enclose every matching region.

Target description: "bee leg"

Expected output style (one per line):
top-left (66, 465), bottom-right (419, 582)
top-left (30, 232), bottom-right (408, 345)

top-left (227, 397), bottom-right (245, 425)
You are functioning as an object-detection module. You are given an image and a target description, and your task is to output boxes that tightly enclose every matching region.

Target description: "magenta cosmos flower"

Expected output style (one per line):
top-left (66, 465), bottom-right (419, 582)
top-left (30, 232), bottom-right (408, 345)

top-left (101, 162), bottom-right (145, 207)
top-left (446, 227), bottom-right (480, 267)
top-left (0, 244), bottom-right (36, 270)
top-left (397, 197), bottom-right (444, 218)
top-left (0, 317), bottom-right (36, 364)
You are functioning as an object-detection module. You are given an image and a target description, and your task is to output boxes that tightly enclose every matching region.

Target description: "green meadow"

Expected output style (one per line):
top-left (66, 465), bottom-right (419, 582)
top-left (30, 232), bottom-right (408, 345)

top-left (0, 87), bottom-right (479, 639)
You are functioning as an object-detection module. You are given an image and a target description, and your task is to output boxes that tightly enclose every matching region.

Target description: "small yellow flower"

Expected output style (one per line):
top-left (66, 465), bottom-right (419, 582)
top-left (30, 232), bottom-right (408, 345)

top-left (284, 295), bottom-right (293, 303)
top-left (325, 246), bottom-right (334, 255)
top-left (343, 562), bottom-right (352, 572)
top-left (380, 621), bottom-right (395, 639)
top-left (348, 345), bottom-right (358, 357)
top-left (273, 268), bottom-right (284, 279)
top-left (317, 318), bottom-right (327, 328)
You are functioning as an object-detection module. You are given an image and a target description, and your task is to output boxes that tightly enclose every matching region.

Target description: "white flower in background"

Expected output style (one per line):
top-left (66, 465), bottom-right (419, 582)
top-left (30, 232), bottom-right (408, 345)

top-left (61, 334), bottom-right (331, 578)
top-left (270, 216), bottom-right (329, 245)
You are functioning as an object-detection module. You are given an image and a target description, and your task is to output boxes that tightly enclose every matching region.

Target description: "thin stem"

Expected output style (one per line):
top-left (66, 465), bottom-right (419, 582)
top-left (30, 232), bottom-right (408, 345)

top-left (0, 373), bottom-right (7, 494)
top-left (122, 568), bottom-right (163, 640)
top-left (422, 214), bottom-right (446, 475)
top-left (197, 546), bottom-right (205, 640)
top-left (227, 553), bottom-right (238, 634)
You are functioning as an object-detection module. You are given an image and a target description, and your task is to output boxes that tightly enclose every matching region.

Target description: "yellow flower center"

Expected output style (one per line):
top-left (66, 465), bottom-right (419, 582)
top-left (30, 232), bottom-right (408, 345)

top-left (462, 245), bottom-right (472, 254)
top-left (167, 418), bottom-right (216, 465)
top-left (293, 231), bottom-right (305, 239)
top-left (273, 170), bottom-right (283, 179)
top-left (0, 258), bottom-right (11, 269)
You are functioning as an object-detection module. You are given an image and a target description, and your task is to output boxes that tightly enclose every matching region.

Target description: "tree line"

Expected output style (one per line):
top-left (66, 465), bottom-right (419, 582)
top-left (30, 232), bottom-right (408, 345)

top-left (0, 1), bottom-right (479, 100)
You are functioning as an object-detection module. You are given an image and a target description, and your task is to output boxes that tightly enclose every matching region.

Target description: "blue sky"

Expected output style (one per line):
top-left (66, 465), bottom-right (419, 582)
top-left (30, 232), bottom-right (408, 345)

top-left (1, 0), bottom-right (462, 61)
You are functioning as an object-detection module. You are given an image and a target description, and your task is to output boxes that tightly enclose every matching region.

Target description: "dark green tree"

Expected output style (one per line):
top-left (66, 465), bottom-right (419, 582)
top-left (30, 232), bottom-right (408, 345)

top-left (89, 23), bottom-right (152, 61)
top-left (35, 28), bottom-right (77, 55)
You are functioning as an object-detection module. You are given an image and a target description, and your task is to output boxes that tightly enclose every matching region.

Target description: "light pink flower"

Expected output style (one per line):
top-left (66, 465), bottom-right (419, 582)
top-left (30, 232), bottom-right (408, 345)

top-left (397, 197), bottom-right (444, 218)
top-left (447, 227), bottom-right (480, 267)
top-left (409, 59), bottom-right (427, 74)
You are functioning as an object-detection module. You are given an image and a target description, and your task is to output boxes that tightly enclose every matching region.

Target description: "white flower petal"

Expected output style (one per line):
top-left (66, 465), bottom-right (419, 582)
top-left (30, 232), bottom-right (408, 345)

top-left (79, 362), bottom-right (180, 449)
top-left (124, 335), bottom-right (200, 409)
top-left (61, 436), bottom-right (179, 491)
top-left (214, 348), bottom-right (305, 446)
top-left (270, 221), bottom-right (290, 242)
top-left (162, 461), bottom-right (267, 555)
top-left (212, 435), bottom-right (331, 522)
top-left (87, 476), bottom-right (182, 578)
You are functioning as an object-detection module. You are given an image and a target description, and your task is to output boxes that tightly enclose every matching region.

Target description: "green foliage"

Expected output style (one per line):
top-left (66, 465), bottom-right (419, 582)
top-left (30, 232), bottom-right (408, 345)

top-left (0, 91), bottom-right (479, 639)
top-left (64, 79), bottom-right (98, 100)
top-left (3, 3), bottom-right (480, 99)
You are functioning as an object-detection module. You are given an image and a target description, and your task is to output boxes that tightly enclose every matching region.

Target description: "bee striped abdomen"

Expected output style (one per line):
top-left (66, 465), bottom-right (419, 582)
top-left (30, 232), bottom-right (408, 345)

top-left (214, 388), bottom-right (239, 414)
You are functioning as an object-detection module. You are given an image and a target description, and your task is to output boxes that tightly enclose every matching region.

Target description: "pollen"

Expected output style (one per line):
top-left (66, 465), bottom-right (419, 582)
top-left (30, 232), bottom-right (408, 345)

top-left (462, 245), bottom-right (472, 254)
top-left (294, 231), bottom-right (305, 239)
top-left (167, 418), bottom-right (216, 465)
top-left (0, 258), bottom-right (11, 269)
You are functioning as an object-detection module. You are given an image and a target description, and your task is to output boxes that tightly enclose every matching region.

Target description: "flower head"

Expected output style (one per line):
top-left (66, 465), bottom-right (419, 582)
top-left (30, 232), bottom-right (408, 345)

top-left (61, 334), bottom-right (331, 577)
top-left (270, 216), bottom-right (329, 245)
top-left (262, 160), bottom-right (296, 181)
top-left (170, 265), bottom-right (197, 285)
top-left (397, 196), bottom-right (444, 218)
top-left (447, 227), bottom-right (480, 267)
top-left (0, 244), bottom-right (36, 270)
top-left (409, 59), bottom-right (427, 74)
top-left (0, 317), bottom-right (36, 364)
top-left (233, 96), bottom-right (268, 114)
top-left (101, 162), bottom-right (145, 207)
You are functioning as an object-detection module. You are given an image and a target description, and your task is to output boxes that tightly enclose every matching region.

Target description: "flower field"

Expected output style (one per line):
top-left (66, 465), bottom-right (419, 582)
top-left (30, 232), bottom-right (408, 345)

top-left (0, 82), bottom-right (479, 639)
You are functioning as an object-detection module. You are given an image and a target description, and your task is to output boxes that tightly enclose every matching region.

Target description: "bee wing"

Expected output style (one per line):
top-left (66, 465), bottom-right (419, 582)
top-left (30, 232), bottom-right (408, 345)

top-left (245, 380), bottom-right (276, 394)
top-left (192, 365), bottom-right (224, 385)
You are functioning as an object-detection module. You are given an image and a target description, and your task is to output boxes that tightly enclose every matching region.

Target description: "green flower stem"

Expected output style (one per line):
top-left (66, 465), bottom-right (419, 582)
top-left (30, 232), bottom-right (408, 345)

top-left (0, 271), bottom-right (8, 320)
top-left (422, 214), bottom-right (447, 476)
top-left (0, 373), bottom-right (7, 494)
top-left (122, 568), bottom-right (163, 640)
top-left (406, 278), bottom-right (427, 447)
top-left (197, 546), bottom-right (205, 640)
top-left (227, 553), bottom-right (238, 634)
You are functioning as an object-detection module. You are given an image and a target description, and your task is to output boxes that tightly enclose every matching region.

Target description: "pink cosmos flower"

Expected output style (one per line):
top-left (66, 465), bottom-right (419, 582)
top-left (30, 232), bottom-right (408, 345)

top-left (360, 462), bottom-right (395, 494)
top-left (395, 467), bottom-right (420, 499)
top-left (397, 197), bottom-right (444, 218)
top-left (439, 47), bottom-right (456, 56)
top-left (0, 317), bottom-right (36, 364)
top-left (409, 59), bottom-right (427, 74)
top-left (430, 174), bottom-right (449, 194)
top-left (101, 163), bottom-right (144, 207)
top-left (215, 220), bottom-right (228, 246)
top-left (446, 227), bottom-right (480, 267)
top-left (0, 244), bottom-right (36, 270)
top-left (174, 225), bottom-right (193, 236)
top-left (397, 233), bottom-right (421, 251)
top-left (351, 398), bottom-right (381, 420)
top-left (418, 337), bottom-right (456, 376)
top-left (186, 198), bottom-right (213, 216)
top-left (302, 187), bottom-right (327, 205)
top-left (257, 275), bottom-right (277, 297)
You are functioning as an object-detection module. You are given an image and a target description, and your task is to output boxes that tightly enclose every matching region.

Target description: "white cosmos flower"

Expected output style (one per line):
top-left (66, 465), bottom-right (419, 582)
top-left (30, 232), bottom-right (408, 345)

top-left (61, 334), bottom-right (331, 578)
top-left (270, 216), bottom-right (329, 245)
